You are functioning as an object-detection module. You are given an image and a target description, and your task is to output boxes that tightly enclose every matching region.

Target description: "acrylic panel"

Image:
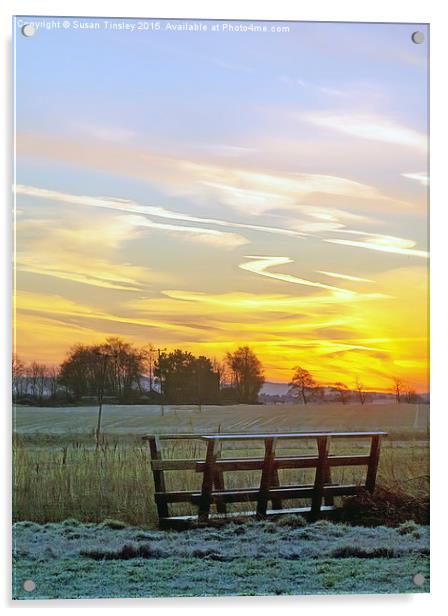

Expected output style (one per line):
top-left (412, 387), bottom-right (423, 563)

top-left (12, 16), bottom-right (429, 600)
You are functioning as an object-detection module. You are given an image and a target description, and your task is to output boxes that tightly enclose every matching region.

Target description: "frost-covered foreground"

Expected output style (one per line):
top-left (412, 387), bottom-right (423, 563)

top-left (13, 518), bottom-right (429, 599)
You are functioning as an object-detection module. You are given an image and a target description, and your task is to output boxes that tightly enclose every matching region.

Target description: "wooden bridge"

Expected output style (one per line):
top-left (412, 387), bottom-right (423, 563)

top-left (143, 431), bottom-right (386, 529)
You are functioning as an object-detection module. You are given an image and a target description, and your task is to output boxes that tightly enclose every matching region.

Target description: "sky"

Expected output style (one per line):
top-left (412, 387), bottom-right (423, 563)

top-left (13, 18), bottom-right (429, 391)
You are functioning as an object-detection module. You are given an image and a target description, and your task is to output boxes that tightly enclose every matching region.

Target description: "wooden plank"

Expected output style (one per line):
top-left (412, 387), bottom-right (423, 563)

top-left (195, 454), bottom-right (370, 472)
top-left (151, 459), bottom-right (200, 471)
top-left (198, 439), bottom-right (218, 522)
top-left (159, 505), bottom-right (337, 529)
top-left (257, 438), bottom-right (277, 516)
top-left (310, 436), bottom-right (330, 521)
top-left (143, 433), bottom-right (206, 441)
top-left (173, 483), bottom-right (363, 505)
top-left (201, 431), bottom-right (387, 441)
top-left (192, 488), bottom-right (260, 504)
top-left (196, 458), bottom-right (264, 472)
top-left (366, 434), bottom-right (382, 493)
top-left (322, 485), bottom-right (363, 497)
top-left (327, 455), bottom-right (370, 467)
top-left (146, 436), bottom-right (169, 520)
top-left (155, 490), bottom-right (198, 503)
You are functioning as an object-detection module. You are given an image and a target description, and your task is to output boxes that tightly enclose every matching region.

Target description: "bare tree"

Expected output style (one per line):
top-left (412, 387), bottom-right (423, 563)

top-left (334, 382), bottom-right (350, 405)
top-left (12, 356), bottom-right (26, 399)
top-left (288, 366), bottom-right (318, 405)
top-left (393, 377), bottom-right (403, 404)
top-left (354, 377), bottom-right (367, 405)
top-left (404, 387), bottom-right (418, 403)
top-left (140, 343), bottom-right (155, 393)
top-left (28, 362), bottom-right (47, 401)
top-left (47, 366), bottom-right (60, 399)
top-left (212, 358), bottom-right (228, 390)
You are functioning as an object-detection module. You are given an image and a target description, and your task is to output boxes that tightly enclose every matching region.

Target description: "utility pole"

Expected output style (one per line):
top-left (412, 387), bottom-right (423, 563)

top-left (94, 351), bottom-right (111, 450)
top-left (157, 347), bottom-right (167, 416)
top-left (144, 343), bottom-right (155, 393)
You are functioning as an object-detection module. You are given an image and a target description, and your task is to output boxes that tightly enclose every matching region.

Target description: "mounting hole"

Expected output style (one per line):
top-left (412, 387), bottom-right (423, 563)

top-left (412, 573), bottom-right (425, 587)
top-left (21, 24), bottom-right (35, 37)
top-left (22, 579), bottom-right (36, 592)
top-left (411, 31), bottom-right (424, 44)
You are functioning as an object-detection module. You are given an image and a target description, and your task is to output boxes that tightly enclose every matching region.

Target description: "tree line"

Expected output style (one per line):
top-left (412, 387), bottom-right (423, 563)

top-left (12, 338), bottom-right (265, 405)
top-left (287, 366), bottom-right (421, 405)
top-left (12, 337), bottom-right (421, 406)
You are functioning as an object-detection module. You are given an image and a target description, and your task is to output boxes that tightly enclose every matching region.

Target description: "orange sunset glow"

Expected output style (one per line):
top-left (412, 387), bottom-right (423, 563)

top-left (14, 21), bottom-right (428, 393)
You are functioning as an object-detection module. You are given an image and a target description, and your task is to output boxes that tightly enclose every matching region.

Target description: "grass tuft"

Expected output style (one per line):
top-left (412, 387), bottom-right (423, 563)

top-left (275, 514), bottom-right (307, 528)
top-left (330, 545), bottom-right (399, 559)
top-left (81, 542), bottom-right (166, 560)
top-left (101, 518), bottom-right (128, 530)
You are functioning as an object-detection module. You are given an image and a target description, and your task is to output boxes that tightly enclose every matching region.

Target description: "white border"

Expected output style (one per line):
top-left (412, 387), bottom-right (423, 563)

top-left (1, 0), bottom-right (447, 613)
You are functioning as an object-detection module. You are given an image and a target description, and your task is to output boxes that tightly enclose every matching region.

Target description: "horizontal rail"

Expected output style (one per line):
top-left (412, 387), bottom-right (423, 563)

top-left (155, 483), bottom-right (364, 505)
top-left (152, 454), bottom-right (371, 473)
top-left (155, 490), bottom-right (197, 503)
top-left (143, 433), bottom-right (208, 441)
top-left (151, 459), bottom-right (199, 471)
top-left (144, 431), bottom-right (386, 442)
top-left (201, 431), bottom-right (387, 441)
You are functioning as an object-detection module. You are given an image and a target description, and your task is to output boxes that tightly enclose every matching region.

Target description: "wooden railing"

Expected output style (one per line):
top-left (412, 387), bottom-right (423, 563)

top-left (143, 431), bottom-right (386, 529)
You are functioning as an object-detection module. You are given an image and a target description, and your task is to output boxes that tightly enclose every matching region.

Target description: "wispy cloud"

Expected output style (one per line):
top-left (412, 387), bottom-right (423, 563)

top-left (15, 215), bottom-right (160, 291)
top-left (15, 184), bottom-right (304, 240)
top-left (239, 256), bottom-right (355, 295)
top-left (199, 170), bottom-right (391, 215)
top-left (16, 132), bottom-right (408, 218)
top-left (317, 271), bottom-right (373, 283)
top-left (305, 112), bottom-right (427, 151)
top-left (124, 214), bottom-right (248, 248)
top-left (325, 232), bottom-right (429, 258)
top-left (401, 172), bottom-right (429, 186)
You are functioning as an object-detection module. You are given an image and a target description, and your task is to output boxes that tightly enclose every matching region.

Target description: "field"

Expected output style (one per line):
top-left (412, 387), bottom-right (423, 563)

top-left (13, 518), bottom-right (429, 599)
top-left (13, 403), bottom-right (429, 527)
top-left (12, 402), bottom-right (429, 599)
top-left (13, 402), bottom-right (429, 436)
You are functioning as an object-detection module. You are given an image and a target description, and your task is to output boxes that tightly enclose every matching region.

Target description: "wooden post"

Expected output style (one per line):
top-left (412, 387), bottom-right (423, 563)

top-left (310, 436), bottom-right (330, 520)
top-left (257, 437), bottom-right (277, 517)
top-left (271, 469), bottom-right (283, 510)
top-left (213, 441), bottom-right (227, 514)
top-left (198, 440), bottom-right (218, 522)
top-left (319, 437), bottom-right (334, 506)
top-left (147, 436), bottom-right (169, 521)
top-left (366, 435), bottom-right (382, 493)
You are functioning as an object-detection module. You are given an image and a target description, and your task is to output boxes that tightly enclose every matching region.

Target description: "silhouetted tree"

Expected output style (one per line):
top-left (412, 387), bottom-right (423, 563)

top-left (404, 387), bottom-right (418, 403)
top-left (59, 338), bottom-right (142, 402)
top-left (47, 366), bottom-right (60, 399)
top-left (288, 366), bottom-right (318, 405)
top-left (334, 381), bottom-right (350, 405)
top-left (155, 349), bottom-right (220, 404)
top-left (140, 343), bottom-right (156, 392)
top-left (29, 362), bottom-right (47, 402)
top-left (12, 356), bottom-right (26, 400)
top-left (354, 377), bottom-right (367, 405)
top-left (393, 377), bottom-right (403, 403)
top-left (226, 346), bottom-right (264, 404)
